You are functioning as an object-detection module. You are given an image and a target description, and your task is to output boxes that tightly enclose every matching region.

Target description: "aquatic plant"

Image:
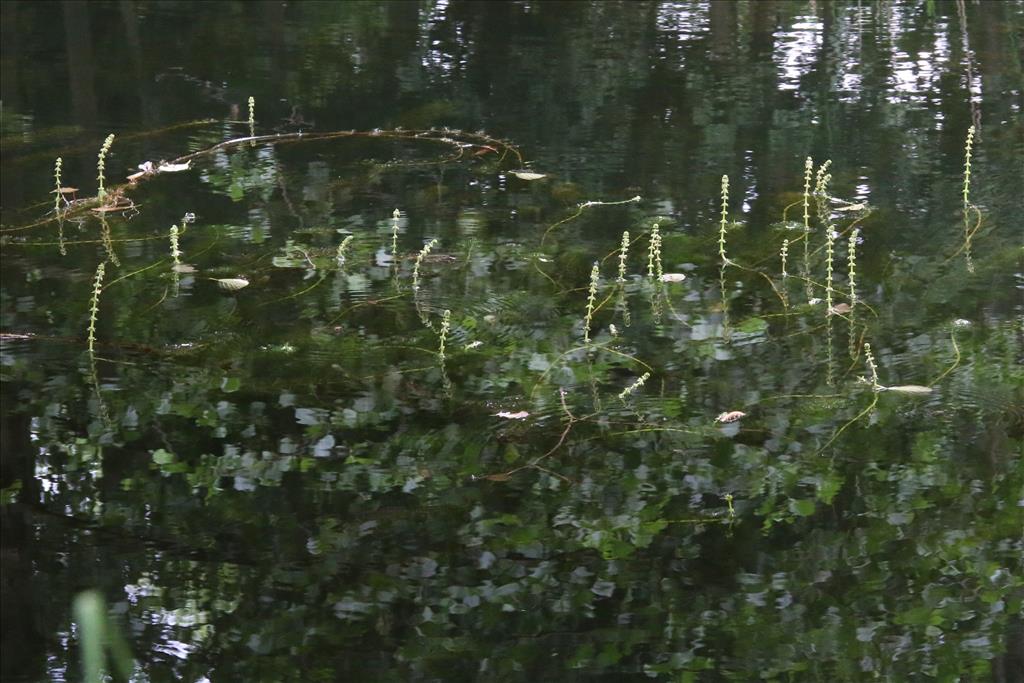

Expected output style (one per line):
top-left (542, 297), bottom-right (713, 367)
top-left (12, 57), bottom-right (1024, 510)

top-left (646, 224), bottom-right (662, 279)
top-left (583, 261), bottom-right (600, 343)
top-left (847, 228), bottom-right (860, 307)
top-left (438, 309), bottom-right (451, 362)
top-left (72, 590), bottom-right (134, 683)
top-left (391, 209), bottom-right (401, 263)
top-left (248, 96), bottom-right (256, 141)
top-left (96, 134), bottom-right (115, 202)
top-left (814, 159), bottom-right (832, 196)
top-left (169, 225), bottom-right (182, 265)
top-left (961, 125), bottom-right (976, 272)
top-left (53, 157), bottom-right (63, 213)
top-left (718, 175), bottom-right (730, 264)
top-left (412, 238), bottom-right (438, 291)
top-left (87, 262), bottom-right (106, 356)
top-left (962, 125), bottom-right (975, 214)
top-left (863, 342), bottom-right (881, 390)
top-left (802, 157), bottom-right (813, 231)
top-left (825, 227), bottom-right (836, 312)
top-left (99, 215), bottom-right (120, 266)
top-left (780, 238), bottom-right (789, 279)
top-left (618, 372), bottom-right (650, 400)
top-left (617, 230), bottom-right (630, 282)
top-left (336, 235), bottom-right (354, 267)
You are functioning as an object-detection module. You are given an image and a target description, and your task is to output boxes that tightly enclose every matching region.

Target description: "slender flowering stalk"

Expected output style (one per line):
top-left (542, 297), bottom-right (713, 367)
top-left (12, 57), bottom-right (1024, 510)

top-left (412, 238), bottom-right (438, 291)
top-left (248, 96), bottom-right (256, 142)
top-left (962, 125), bottom-right (975, 216)
top-left (87, 262), bottom-right (106, 356)
top-left (847, 228), bottom-right (859, 307)
top-left (169, 225), bottom-right (182, 264)
top-left (863, 342), bottom-right (881, 390)
top-left (646, 224), bottom-right (662, 278)
top-left (802, 157), bottom-right (813, 232)
top-left (96, 134), bottom-right (115, 202)
top-left (802, 158), bottom-right (813, 298)
top-left (825, 227), bottom-right (836, 311)
top-left (438, 309), bottom-right (451, 362)
top-left (391, 209), bottom-right (401, 264)
top-left (618, 231), bottom-right (630, 283)
top-left (618, 372), bottom-right (651, 400)
top-left (718, 175), bottom-right (730, 264)
top-left (962, 125), bottom-right (976, 272)
top-left (814, 160), bottom-right (832, 196)
top-left (780, 238), bottom-right (789, 279)
top-left (584, 261), bottom-right (600, 343)
top-left (336, 235), bottom-right (354, 267)
top-left (54, 158), bottom-right (63, 213)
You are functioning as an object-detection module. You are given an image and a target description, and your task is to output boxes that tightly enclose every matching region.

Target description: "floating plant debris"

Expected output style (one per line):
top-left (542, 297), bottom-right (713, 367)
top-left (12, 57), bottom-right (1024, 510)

top-left (494, 411), bottom-right (530, 420)
top-left (212, 277), bottom-right (250, 291)
top-left (510, 170), bottom-right (547, 180)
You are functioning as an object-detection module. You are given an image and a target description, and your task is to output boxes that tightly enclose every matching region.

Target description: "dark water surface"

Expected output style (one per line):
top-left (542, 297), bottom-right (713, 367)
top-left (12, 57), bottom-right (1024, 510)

top-left (2, 1), bottom-right (1022, 680)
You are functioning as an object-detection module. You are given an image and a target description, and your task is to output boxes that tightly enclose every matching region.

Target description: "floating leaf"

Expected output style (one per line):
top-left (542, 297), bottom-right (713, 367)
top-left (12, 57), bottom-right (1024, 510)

top-left (213, 277), bottom-right (249, 291)
top-left (482, 473), bottom-right (512, 482)
top-left (51, 186), bottom-right (79, 195)
top-left (882, 385), bottom-right (933, 394)
top-left (172, 263), bottom-right (196, 273)
top-left (510, 170), bottom-right (547, 181)
top-left (828, 303), bottom-right (852, 315)
top-left (660, 273), bottom-right (687, 283)
top-left (158, 161), bottom-right (191, 173)
top-left (494, 410), bottom-right (529, 420)
top-left (714, 410), bottom-right (746, 423)
top-left (835, 202), bottom-right (867, 212)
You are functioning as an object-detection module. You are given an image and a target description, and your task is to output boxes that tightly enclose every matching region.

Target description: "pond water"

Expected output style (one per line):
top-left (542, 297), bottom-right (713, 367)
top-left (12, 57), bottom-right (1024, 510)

top-left (1, 1), bottom-right (1022, 680)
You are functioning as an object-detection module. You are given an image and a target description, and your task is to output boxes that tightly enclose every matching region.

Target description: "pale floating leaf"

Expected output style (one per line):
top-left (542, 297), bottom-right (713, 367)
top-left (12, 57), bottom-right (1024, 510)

top-left (882, 385), bottom-right (933, 394)
top-left (834, 203), bottom-right (867, 212)
top-left (137, 161), bottom-right (156, 173)
top-left (172, 263), bottom-right (197, 273)
top-left (714, 410), bottom-right (746, 424)
top-left (494, 410), bottom-right (530, 420)
top-left (126, 171), bottom-right (147, 182)
top-left (51, 187), bottom-right (79, 195)
top-left (464, 341), bottom-right (483, 350)
top-left (828, 303), bottom-right (852, 315)
top-left (660, 273), bottom-right (687, 283)
top-left (158, 161), bottom-right (191, 173)
top-left (213, 277), bottom-right (249, 291)
top-left (510, 170), bottom-right (547, 181)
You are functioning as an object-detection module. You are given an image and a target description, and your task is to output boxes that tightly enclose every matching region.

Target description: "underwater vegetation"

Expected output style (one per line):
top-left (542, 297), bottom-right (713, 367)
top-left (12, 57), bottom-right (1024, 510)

top-left (2, 111), bottom-right (1018, 679)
